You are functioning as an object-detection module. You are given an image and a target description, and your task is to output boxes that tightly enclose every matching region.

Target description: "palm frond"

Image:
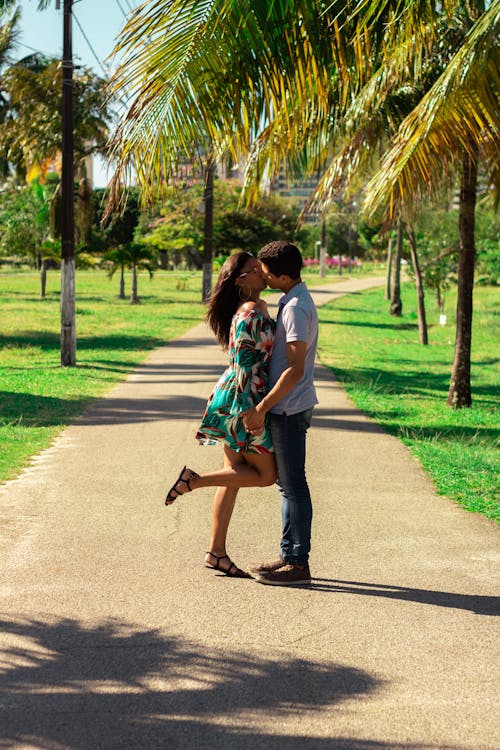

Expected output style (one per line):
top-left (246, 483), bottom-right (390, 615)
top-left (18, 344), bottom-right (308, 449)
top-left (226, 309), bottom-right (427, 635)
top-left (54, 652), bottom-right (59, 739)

top-left (0, 8), bottom-right (19, 65)
top-left (363, 1), bottom-right (500, 217)
top-left (107, 0), bottom-right (346, 208)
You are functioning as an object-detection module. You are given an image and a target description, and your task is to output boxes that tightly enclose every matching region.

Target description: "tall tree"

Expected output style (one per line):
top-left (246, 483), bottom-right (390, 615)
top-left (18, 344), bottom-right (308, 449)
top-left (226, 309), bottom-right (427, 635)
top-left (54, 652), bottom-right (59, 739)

top-left (108, 0), bottom-right (499, 406)
top-left (1, 57), bottom-right (110, 195)
top-left (407, 227), bottom-right (428, 345)
top-left (447, 151), bottom-right (478, 406)
top-left (1, 0), bottom-right (111, 366)
top-left (358, 0), bottom-right (499, 406)
top-left (105, 244), bottom-right (156, 304)
top-left (0, 10), bottom-right (19, 179)
top-left (390, 215), bottom-right (403, 317)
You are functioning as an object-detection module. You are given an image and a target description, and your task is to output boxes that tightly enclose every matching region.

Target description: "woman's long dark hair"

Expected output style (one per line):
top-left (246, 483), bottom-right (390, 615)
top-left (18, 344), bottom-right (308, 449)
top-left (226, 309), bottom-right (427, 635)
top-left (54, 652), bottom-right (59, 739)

top-left (206, 251), bottom-right (254, 349)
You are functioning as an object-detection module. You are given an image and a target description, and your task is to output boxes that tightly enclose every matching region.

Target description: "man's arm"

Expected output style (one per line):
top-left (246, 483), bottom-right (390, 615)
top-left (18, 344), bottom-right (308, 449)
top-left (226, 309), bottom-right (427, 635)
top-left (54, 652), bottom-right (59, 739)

top-left (243, 341), bottom-right (306, 432)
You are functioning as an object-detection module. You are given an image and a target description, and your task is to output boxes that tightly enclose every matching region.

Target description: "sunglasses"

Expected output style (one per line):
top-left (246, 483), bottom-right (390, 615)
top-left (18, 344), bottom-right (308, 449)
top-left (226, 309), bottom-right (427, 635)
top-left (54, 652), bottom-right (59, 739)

top-left (238, 266), bottom-right (261, 279)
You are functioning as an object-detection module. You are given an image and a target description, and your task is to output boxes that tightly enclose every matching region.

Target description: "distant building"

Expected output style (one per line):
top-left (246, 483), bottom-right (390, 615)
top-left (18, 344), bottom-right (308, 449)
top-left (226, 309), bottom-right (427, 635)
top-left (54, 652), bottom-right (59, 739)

top-left (270, 167), bottom-right (321, 223)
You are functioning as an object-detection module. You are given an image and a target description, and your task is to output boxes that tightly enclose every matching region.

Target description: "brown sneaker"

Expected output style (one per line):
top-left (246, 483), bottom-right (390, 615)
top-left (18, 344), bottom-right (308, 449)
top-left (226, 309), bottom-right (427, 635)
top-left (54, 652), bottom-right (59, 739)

top-left (249, 557), bottom-right (287, 575)
top-left (256, 564), bottom-right (311, 586)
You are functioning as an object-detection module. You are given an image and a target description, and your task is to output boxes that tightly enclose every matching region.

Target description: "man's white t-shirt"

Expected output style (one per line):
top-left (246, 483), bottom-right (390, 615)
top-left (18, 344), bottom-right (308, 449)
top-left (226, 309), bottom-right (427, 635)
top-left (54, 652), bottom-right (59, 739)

top-left (269, 282), bottom-right (318, 415)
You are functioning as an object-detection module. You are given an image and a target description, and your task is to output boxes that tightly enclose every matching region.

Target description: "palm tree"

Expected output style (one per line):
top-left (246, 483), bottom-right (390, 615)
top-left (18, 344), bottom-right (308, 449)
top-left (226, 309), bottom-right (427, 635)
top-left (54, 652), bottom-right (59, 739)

top-left (357, 0), bottom-right (499, 407)
top-left (105, 244), bottom-right (156, 304)
top-left (1, 56), bottom-right (110, 186)
top-left (107, 1), bottom-right (341, 202)
top-left (0, 11), bottom-right (19, 179)
top-left (109, 0), bottom-right (499, 406)
top-left (0, 0), bottom-right (104, 367)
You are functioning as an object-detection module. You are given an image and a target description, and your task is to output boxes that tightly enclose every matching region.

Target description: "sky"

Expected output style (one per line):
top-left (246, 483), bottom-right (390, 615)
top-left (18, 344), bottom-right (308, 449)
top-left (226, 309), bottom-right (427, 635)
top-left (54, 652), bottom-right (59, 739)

top-left (15, 0), bottom-right (138, 185)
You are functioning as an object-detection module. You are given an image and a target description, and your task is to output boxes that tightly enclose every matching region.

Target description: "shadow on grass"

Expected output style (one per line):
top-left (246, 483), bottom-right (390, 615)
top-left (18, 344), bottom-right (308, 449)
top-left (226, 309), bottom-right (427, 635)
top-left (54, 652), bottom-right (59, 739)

top-left (320, 305), bottom-right (381, 315)
top-left (311, 288), bottom-right (364, 296)
top-left (0, 331), bottom-right (59, 350)
top-left (313, 365), bottom-right (498, 444)
top-left (331, 365), bottom-right (498, 406)
top-left (310, 579), bottom-right (500, 616)
top-left (319, 318), bottom-right (419, 331)
top-left (0, 322), bottom-right (206, 352)
top-left (0, 332), bottom-right (168, 352)
top-left (0, 392), bottom-right (91, 426)
top-left (311, 404), bottom-right (499, 442)
top-left (384, 421), bottom-right (500, 444)
top-left (0, 616), bottom-right (404, 750)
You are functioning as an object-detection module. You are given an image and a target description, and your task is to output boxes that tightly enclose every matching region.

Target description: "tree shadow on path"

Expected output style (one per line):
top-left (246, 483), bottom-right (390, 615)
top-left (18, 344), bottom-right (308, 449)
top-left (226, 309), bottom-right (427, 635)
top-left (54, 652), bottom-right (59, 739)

top-left (0, 615), bottom-right (413, 750)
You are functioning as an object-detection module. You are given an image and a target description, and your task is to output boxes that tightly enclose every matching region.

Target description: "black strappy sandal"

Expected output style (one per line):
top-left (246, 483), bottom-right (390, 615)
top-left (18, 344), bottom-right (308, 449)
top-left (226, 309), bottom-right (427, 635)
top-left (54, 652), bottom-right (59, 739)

top-left (165, 465), bottom-right (198, 505)
top-left (205, 551), bottom-right (252, 579)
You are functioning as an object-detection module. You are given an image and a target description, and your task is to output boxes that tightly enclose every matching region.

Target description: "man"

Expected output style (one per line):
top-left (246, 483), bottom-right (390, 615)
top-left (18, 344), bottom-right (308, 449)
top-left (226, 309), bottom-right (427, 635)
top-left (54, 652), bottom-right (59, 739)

top-left (244, 240), bottom-right (318, 585)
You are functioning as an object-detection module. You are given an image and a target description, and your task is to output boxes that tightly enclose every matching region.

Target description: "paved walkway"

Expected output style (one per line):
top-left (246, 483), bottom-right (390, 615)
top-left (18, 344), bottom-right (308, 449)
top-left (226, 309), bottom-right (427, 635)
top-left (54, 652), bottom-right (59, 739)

top-left (0, 277), bottom-right (498, 750)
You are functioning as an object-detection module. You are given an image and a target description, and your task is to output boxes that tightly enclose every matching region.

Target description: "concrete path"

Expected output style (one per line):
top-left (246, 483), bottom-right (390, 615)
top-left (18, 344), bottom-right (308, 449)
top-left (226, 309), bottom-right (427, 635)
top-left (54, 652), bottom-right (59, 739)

top-left (0, 277), bottom-right (498, 750)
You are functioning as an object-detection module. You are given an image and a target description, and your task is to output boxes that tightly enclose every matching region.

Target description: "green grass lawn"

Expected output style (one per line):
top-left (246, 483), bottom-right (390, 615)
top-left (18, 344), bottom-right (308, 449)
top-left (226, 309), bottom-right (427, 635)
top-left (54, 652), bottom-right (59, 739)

top-left (317, 283), bottom-right (499, 522)
top-left (0, 264), bottom-right (378, 484)
top-left (0, 269), bottom-right (205, 482)
top-left (2, 268), bottom-right (498, 523)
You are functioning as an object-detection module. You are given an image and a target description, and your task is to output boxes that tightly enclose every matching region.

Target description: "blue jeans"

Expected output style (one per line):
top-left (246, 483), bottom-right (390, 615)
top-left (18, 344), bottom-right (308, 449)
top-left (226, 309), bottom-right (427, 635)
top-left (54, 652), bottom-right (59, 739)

top-left (270, 408), bottom-right (313, 566)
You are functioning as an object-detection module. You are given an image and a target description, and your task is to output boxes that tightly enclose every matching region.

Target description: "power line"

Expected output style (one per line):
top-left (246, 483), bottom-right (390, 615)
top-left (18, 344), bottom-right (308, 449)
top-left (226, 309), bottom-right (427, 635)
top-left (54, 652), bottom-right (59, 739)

top-left (17, 41), bottom-right (57, 56)
top-left (73, 11), bottom-right (109, 76)
top-left (73, 12), bottom-right (132, 110)
top-left (114, 0), bottom-right (128, 17)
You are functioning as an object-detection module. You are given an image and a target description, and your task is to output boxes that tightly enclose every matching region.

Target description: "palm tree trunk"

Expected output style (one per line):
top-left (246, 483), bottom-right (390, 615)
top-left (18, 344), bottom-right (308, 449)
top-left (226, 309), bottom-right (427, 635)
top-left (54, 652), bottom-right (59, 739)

top-left (447, 151), bottom-right (478, 408)
top-left (386, 237), bottom-right (393, 300)
top-left (408, 227), bottom-right (428, 345)
top-left (202, 158), bottom-right (215, 302)
top-left (40, 259), bottom-right (47, 299)
top-left (119, 266), bottom-right (125, 299)
top-left (390, 215), bottom-right (403, 316)
top-left (130, 263), bottom-right (139, 304)
top-left (61, 258), bottom-right (76, 364)
top-left (320, 218), bottom-right (327, 278)
top-left (347, 224), bottom-right (355, 273)
top-left (436, 284), bottom-right (443, 313)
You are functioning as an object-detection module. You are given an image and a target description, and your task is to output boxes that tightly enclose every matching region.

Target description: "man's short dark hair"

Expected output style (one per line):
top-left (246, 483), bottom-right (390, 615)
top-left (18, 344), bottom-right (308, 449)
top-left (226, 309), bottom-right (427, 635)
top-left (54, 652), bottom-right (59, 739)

top-left (258, 240), bottom-right (303, 279)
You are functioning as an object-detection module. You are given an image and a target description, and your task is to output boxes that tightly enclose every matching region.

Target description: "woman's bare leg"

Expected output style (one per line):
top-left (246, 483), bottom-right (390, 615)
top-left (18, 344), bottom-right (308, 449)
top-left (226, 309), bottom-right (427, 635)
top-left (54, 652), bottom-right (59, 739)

top-left (204, 448), bottom-right (251, 576)
top-left (205, 448), bottom-right (242, 562)
top-left (192, 450), bottom-right (276, 490)
top-left (205, 485), bottom-right (239, 561)
top-left (166, 447), bottom-right (277, 505)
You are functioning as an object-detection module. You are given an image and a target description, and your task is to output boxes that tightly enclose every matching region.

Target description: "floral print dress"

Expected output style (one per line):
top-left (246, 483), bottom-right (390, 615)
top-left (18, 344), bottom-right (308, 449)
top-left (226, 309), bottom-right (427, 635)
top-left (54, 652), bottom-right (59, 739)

top-left (196, 309), bottom-right (275, 454)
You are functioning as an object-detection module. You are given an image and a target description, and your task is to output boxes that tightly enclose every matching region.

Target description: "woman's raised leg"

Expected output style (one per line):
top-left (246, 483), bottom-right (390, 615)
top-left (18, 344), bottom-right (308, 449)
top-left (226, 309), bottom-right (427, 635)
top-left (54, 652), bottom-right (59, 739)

top-left (166, 448), bottom-right (277, 504)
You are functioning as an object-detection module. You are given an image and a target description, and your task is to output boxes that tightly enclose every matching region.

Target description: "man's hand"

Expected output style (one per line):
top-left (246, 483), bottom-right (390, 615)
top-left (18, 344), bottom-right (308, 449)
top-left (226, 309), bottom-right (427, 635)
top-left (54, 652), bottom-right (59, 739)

top-left (243, 406), bottom-right (265, 434)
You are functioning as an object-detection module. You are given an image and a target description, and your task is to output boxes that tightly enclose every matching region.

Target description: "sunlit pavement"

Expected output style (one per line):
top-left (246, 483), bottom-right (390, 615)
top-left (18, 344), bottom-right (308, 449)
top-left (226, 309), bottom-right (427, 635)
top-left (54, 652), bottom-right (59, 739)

top-left (1, 276), bottom-right (498, 750)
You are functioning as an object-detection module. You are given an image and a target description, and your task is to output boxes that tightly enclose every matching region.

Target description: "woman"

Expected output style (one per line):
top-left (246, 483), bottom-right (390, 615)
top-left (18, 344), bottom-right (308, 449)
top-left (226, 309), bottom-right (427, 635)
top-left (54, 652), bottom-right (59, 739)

top-left (165, 252), bottom-right (277, 578)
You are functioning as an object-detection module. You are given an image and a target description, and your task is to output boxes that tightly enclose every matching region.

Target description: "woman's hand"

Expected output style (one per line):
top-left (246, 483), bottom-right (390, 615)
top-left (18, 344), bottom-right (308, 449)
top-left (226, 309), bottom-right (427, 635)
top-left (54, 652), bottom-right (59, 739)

top-left (243, 406), bottom-right (265, 435)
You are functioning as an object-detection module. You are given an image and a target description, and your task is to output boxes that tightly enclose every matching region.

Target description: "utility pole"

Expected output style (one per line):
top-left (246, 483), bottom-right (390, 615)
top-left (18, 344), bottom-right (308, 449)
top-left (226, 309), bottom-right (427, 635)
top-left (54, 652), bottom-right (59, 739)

top-left (60, 0), bottom-right (76, 365)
